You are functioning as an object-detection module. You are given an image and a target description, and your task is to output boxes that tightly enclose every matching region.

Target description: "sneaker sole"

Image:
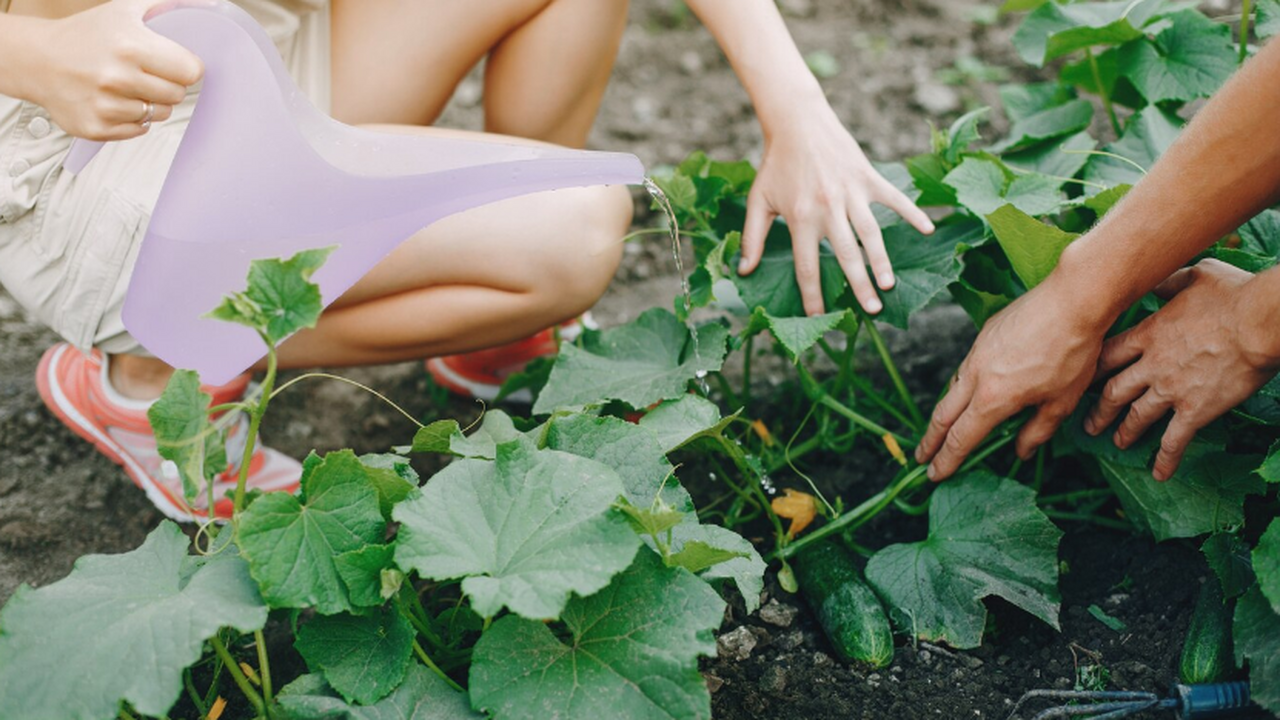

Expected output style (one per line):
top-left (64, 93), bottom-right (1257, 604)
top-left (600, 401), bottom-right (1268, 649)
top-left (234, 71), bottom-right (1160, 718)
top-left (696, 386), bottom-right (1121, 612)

top-left (425, 357), bottom-right (533, 404)
top-left (36, 345), bottom-right (201, 523)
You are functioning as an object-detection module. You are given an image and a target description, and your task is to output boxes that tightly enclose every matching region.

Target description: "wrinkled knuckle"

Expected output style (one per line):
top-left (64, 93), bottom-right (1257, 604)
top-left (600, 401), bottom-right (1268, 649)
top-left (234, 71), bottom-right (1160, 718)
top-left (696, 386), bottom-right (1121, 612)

top-left (943, 430), bottom-right (968, 454)
top-left (1159, 436), bottom-right (1183, 456)
top-left (1100, 382), bottom-right (1125, 405)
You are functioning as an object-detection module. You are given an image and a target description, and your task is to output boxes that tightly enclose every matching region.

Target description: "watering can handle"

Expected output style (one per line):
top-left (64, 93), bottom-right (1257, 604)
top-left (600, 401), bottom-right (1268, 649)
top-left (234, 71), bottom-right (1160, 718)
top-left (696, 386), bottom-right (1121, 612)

top-left (62, 0), bottom-right (217, 175)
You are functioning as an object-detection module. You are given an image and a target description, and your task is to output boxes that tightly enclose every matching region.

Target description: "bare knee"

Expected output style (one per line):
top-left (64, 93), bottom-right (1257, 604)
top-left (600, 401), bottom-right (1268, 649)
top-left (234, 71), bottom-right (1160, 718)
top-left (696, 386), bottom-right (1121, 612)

top-left (533, 183), bottom-right (631, 319)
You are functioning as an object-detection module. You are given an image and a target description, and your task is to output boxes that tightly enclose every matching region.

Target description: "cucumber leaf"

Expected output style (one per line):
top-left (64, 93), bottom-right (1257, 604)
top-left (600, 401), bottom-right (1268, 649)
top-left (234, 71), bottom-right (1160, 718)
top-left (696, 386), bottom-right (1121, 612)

top-left (638, 395), bottom-right (737, 453)
top-left (1234, 586), bottom-right (1280, 714)
top-left (238, 450), bottom-right (386, 614)
top-left (533, 309), bottom-right (729, 413)
top-left (295, 607), bottom-right (415, 706)
top-left (148, 369), bottom-right (228, 502)
top-left (865, 471), bottom-right (1063, 649)
top-left (206, 247), bottom-right (335, 345)
top-left (1012, 0), bottom-right (1168, 66)
top-left (1255, 518), bottom-right (1280, 615)
top-left (469, 550), bottom-right (724, 720)
top-left (393, 441), bottom-right (640, 620)
top-left (988, 99), bottom-right (1094, 153)
top-left (987, 204), bottom-right (1080, 289)
top-left (277, 664), bottom-right (481, 720)
top-left (1117, 11), bottom-right (1237, 104)
top-left (1201, 533), bottom-right (1256, 600)
top-left (1083, 106), bottom-right (1183, 193)
top-left (0, 523), bottom-right (266, 720)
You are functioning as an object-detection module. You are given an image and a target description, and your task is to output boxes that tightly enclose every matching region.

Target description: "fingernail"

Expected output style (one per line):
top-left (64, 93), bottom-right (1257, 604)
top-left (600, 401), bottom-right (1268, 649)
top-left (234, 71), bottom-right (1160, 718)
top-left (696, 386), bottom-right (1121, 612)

top-left (738, 261), bottom-right (748, 274)
top-left (927, 464), bottom-right (938, 481)
top-left (914, 447), bottom-right (924, 463)
top-left (1083, 418), bottom-right (1096, 435)
top-left (878, 273), bottom-right (895, 289)
top-left (1152, 468), bottom-right (1168, 482)
top-left (866, 298), bottom-right (882, 314)
top-left (1113, 432), bottom-right (1126, 449)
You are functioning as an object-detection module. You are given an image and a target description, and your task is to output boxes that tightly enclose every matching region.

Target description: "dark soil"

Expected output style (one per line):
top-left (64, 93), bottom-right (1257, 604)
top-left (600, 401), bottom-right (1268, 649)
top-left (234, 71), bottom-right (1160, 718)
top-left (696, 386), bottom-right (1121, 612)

top-left (0, 0), bottom-right (1239, 718)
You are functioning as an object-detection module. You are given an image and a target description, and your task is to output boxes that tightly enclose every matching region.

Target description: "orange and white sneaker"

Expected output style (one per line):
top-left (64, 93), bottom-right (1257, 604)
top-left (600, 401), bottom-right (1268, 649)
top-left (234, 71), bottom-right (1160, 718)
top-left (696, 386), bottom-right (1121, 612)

top-left (35, 343), bottom-right (302, 523)
top-left (425, 315), bottom-right (594, 403)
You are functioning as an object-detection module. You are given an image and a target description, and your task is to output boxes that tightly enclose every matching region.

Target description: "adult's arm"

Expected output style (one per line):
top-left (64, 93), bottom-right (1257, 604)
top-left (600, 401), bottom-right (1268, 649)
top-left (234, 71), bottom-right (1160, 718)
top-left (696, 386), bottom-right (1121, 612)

top-left (915, 36), bottom-right (1280, 480)
top-left (683, 0), bottom-right (935, 317)
top-left (0, 0), bottom-right (202, 141)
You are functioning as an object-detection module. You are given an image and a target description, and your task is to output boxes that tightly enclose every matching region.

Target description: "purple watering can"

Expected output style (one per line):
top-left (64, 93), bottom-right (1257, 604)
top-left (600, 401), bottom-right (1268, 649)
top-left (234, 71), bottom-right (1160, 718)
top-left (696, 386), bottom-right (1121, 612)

top-left (65, 0), bottom-right (644, 385)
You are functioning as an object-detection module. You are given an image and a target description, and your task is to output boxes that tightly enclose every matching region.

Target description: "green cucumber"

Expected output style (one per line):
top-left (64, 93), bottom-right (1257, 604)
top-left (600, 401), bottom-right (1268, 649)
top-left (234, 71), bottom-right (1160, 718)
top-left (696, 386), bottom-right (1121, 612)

top-left (793, 540), bottom-right (894, 668)
top-left (1180, 579), bottom-right (1235, 684)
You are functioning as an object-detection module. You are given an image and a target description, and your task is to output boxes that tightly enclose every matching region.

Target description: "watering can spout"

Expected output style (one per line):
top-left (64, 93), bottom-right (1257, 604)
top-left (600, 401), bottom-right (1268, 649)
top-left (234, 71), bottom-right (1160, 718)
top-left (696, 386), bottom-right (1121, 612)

top-left (63, 0), bottom-right (645, 384)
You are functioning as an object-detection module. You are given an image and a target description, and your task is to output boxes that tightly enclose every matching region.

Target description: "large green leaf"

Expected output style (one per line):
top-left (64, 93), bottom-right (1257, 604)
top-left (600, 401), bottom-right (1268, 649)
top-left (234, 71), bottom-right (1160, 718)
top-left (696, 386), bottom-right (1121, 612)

top-left (638, 395), bottom-right (737, 453)
top-left (1118, 11), bottom-right (1237, 104)
top-left (295, 607), bottom-right (414, 706)
top-left (469, 550), bottom-right (725, 720)
top-left (1096, 448), bottom-right (1263, 541)
top-left (945, 158), bottom-right (1063, 219)
top-left (541, 413), bottom-right (764, 611)
top-left (148, 369), bottom-right (228, 502)
top-left (1201, 533), bottom-right (1256, 600)
top-left (1002, 131), bottom-right (1096, 183)
top-left (1259, 0), bottom-right (1280, 39)
top-left (873, 220), bottom-right (984, 330)
top-left (1256, 518), bottom-right (1280, 615)
top-left (449, 410), bottom-right (534, 460)
top-left (742, 308), bottom-right (851, 360)
top-left (988, 99), bottom-right (1094, 153)
top-left (987, 204), bottom-right (1080, 289)
top-left (206, 247), bottom-right (335, 345)
top-left (394, 441), bottom-right (640, 619)
top-left (1239, 209), bottom-right (1280, 257)
top-left (1083, 106), bottom-right (1183, 193)
top-left (542, 413), bottom-right (685, 509)
top-left (669, 523), bottom-right (766, 613)
top-left (1012, 0), bottom-right (1168, 66)
top-left (865, 472), bottom-right (1063, 649)
top-left (533, 309), bottom-right (729, 413)
top-left (238, 450), bottom-right (386, 614)
top-left (1234, 587), bottom-right (1280, 714)
top-left (278, 664), bottom-right (482, 720)
top-left (998, 82), bottom-right (1076, 123)
top-left (0, 523), bottom-right (266, 720)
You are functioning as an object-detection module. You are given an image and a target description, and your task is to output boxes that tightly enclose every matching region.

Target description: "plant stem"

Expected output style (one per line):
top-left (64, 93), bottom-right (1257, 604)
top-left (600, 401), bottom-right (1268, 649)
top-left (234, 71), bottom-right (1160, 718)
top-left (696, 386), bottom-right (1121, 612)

top-left (711, 372), bottom-right (740, 408)
top-left (766, 434), bottom-right (822, 475)
top-left (797, 364), bottom-right (913, 447)
top-left (395, 590), bottom-right (448, 651)
top-left (864, 321), bottom-right (925, 430)
top-left (1032, 445), bottom-right (1047, 493)
top-left (209, 634), bottom-right (265, 718)
top-left (848, 372), bottom-right (918, 433)
top-left (1087, 48), bottom-right (1122, 136)
top-left (233, 341), bottom-right (277, 515)
top-left (772, 429), bottom-right (1016, 560)
top-left (413, 639), bottom-right (464, 692)
top-left (184, 668), bottom-right (209, 718)
top-left (741, 334), bottom-right (754, 411)
top-left (1041, 509), bottom-right (1132, 532)
top-left (253, 630), bottom-right (273, 711)
top-left (1241, 0), bottom-right (1254, 63)
top-left (1038, 488), bottom-right (1114, 506)
top-left (712, 435), bottom-right (788, 549)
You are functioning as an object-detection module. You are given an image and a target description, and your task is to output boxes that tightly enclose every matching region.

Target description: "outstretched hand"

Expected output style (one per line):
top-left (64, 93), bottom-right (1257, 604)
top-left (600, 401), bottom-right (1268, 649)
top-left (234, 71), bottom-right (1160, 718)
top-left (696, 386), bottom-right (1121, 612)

top-left (914, 273), bottom-right (1107, 481)
top-left (17, 0), bottom-right (204, 141)
top-left (736, 105), bottom-right (934, 317)
top-left (1085, 259), bottom-right (1280, 480)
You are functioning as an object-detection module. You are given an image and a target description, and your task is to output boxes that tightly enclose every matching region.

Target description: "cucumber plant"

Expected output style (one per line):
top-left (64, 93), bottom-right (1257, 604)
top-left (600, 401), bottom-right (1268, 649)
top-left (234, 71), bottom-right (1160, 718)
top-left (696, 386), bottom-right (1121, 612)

top-left (0, 0), bottom-right (1279, 718)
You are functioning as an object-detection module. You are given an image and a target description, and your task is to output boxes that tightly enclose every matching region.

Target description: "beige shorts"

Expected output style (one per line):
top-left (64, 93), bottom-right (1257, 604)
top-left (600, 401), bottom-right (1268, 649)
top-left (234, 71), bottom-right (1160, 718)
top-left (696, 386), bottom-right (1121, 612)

top-left (0, 0), bottom-right (330, 355)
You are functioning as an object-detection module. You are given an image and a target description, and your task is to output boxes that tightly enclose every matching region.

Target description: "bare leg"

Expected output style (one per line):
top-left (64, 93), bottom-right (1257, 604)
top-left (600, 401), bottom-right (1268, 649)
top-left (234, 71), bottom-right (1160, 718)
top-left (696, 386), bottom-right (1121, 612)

top-left (111, 0), bottom-right (633, 395)
top-left (329, 0), bottom-right (629, 146)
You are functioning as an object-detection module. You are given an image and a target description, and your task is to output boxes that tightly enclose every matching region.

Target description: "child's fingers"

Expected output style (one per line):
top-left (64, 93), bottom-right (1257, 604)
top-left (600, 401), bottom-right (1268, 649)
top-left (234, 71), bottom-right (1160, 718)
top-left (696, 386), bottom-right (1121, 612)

top-left (738, 196), bottom-right (776, 276)
top-left (826, 213), bottom-right (880, 315)
top-left (876, 177), bottom-right (934, 235)
top-left (849, 201), bottom-right (892, 290)
top-left (791, 222), bottom-right (827, 316)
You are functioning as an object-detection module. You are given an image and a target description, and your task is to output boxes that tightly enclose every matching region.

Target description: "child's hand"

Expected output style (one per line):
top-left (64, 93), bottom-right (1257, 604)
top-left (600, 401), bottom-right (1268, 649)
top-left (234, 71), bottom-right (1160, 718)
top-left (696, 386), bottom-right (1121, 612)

top-left (19, 0), bottom-right (204, 141)
top-left (735, 104), bottom-right (934, 316)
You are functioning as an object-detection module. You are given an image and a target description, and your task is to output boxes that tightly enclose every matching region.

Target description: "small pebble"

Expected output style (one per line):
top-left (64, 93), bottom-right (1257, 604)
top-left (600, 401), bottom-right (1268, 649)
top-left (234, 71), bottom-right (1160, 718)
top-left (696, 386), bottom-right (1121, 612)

top-left (702, 672), bottom-right (725, 694)
top-left (758, 599), bottom-right (799, 628)
top-left (716, 626), bottom-right (757, 661)
top-left (760, 665), bottom-right (787, 693)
